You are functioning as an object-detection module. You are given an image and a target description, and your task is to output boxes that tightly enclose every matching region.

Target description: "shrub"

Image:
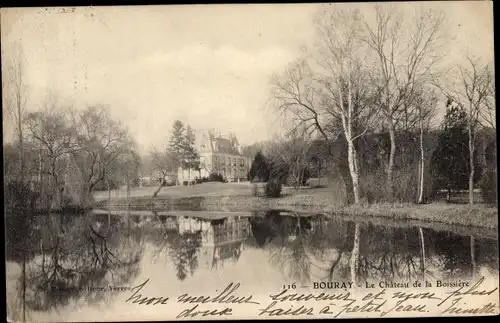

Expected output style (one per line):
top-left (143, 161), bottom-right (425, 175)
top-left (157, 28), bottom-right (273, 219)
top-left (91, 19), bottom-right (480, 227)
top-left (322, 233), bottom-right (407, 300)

top-left (249, 151), bottom-right (270, 182)
top-left (265, 179), bottom-right (282, 198)
top-left (359, 168), bottom-right (419, 204)
top-left (480, 166), bottom-right (497, 205)
top-left (182, 181), bottom-right (189, 186)
top-left (5, 181), bottom-right (39, 209)
top-left (208, 173), bottom-right (224, 182)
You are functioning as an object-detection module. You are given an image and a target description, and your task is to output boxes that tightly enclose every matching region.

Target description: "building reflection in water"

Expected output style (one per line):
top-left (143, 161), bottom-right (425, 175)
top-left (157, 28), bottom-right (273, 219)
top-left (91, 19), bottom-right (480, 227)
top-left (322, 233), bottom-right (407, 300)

top-left (165, 215), bottom-right (250, 279)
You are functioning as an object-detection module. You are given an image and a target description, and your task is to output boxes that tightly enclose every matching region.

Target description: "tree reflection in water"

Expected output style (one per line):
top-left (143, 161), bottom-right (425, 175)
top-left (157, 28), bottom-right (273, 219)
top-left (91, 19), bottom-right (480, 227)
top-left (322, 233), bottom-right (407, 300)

top-left (6, 211), bottom-right (144, 315)
top-left (248, 211), bottom-right (498, 285)
top-left (424, 230), bottom-right (498, 281)
top-left (356, 223), bottom-right (425, 283)
top-left (148, 212), bottom-right (179, 262)
top-left (249, 211), bottom-right (316, 284)
top-left (167, 230), bottom-right (203, 281)
top-left (304, 216), bottom-right (353, 282)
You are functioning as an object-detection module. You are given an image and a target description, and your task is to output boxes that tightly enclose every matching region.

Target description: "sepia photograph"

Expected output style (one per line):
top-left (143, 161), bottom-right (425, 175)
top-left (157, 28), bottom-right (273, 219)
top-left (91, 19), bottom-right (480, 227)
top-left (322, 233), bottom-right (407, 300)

top-left (2, 1), bottom-right (498, 321)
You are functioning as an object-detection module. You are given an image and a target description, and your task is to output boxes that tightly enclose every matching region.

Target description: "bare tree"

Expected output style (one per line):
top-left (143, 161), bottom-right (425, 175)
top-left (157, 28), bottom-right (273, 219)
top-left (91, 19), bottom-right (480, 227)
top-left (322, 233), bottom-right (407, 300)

top-left (272, 9), bottom-right (380, 286)
top-left (24, 99), bottom-right (78, 210)
top-left (461, 59), bottom-right (493, 205)
top-left (402, 87), bottom-right (438, 204)
top-left (479, 66), bottom-right (496, 130)
top-left (436, 58), bottom-right (493, 205)
top-left (3, 43), bottom-right (28, 183)
top-left (148, 149), bottom-right (177, 198)
top-left (265, 125), bottom-right (313, 188)
top-left (315, 7), bottom-right (381, 204)
top-left (70, 106), bottom-right (134, 205)
top-left (363, 5), bottom-right (446, 200)
top-left (272, 8), bottom-right (378, 204)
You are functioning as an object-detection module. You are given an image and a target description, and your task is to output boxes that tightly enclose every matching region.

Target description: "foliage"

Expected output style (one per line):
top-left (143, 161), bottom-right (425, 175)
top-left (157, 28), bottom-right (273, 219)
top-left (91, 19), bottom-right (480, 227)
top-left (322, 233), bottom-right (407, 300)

top-left (168, 120), bottom-right (186, 167)
top-left (208, 173), bottom-right (225, 182)
top-left (480, 165), bottom-right (497, 205)
top-left (248, 151), bottom-right (270, 183)
top-left (183, 125), bottom-right (200, 171)
top-left (479, 138), bottom-right (497, 205)
top-left (430, 103), bottom-right (472, 195)
top-left (4, 104), bottom-right (138, 210)
top-left (4, 181), bottom-right (39, 209)
top-left (164, 121), bottom-right (200, 184)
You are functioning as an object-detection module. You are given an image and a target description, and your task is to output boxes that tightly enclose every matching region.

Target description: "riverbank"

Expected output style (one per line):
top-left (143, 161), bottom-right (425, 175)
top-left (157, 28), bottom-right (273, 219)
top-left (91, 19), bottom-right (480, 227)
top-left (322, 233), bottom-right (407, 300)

top-left (93, 184), bottom-right (498, 229)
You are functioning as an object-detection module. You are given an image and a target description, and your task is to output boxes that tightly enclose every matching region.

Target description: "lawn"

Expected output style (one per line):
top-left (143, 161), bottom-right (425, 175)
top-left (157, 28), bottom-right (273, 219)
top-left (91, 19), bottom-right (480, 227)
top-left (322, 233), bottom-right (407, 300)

top-left (93, 182), bottom-right (257, 201)
top-left (93, 182), bottom-right (336, 201)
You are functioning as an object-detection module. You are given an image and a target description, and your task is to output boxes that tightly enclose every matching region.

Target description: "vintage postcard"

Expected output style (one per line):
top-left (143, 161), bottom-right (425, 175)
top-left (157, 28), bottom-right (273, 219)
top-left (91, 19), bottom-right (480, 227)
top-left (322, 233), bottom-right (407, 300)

top-left (2, 2), bottom-right (498, 321)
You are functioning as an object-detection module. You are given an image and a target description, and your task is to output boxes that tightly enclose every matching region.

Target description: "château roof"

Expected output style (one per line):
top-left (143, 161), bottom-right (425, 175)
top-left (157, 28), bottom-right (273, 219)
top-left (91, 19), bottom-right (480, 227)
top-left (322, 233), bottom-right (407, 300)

top-left (195, 129), bottom-right (242, 155)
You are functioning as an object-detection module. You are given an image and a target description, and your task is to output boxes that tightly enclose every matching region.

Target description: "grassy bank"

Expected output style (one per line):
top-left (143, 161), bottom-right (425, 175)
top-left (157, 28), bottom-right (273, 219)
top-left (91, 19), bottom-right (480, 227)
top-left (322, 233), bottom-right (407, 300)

top-left (93, 183), bottom-right (498, 229)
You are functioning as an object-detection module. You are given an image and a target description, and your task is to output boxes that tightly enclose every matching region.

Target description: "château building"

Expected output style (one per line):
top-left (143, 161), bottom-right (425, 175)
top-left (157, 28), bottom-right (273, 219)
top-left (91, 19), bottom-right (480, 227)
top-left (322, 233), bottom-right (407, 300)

top-left (177, 129), bottom-right (251, 183)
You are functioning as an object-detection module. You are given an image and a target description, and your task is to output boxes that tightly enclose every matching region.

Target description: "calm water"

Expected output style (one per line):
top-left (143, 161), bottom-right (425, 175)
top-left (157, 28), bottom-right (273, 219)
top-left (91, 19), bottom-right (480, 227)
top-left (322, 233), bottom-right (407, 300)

top-left (5, 209), bottom-right (499, 321)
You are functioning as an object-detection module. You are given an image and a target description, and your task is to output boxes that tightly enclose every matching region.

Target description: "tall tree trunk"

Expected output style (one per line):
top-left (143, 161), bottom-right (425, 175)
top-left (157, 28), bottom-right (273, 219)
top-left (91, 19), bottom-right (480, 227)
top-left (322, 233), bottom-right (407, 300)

top-left (418, 119), bottom-right (425, 204)
top-left (347, 140), bottom-right (360, 204)
top-left (387, 123), bottom-right (396, 201)
top-left (346, 77), bottom-right (360, 204)
top-left (468, 114), bottom-right (475, 205)
top-left (50, 160), bottom-right (61, 210)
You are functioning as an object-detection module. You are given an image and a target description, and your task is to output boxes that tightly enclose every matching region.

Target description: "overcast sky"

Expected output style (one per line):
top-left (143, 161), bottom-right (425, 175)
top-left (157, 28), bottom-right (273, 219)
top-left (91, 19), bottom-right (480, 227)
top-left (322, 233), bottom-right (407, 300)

top-left (1, 2), bottom-right (494, 152)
